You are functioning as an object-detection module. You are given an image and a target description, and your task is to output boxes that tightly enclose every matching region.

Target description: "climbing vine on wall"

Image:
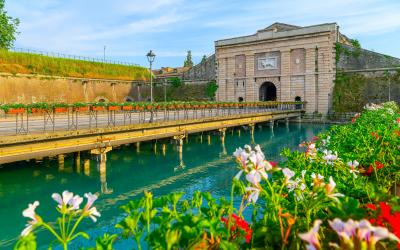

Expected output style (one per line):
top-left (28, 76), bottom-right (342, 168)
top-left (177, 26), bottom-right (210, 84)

top-left (333, 70), bottom-right (400, 112)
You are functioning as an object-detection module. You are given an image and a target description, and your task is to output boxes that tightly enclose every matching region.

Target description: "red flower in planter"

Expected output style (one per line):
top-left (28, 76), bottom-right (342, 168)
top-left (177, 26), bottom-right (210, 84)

top-left (367, 202), bottom-right (400, 249)
top-left (221, 213), bottom-right (252, 243)
top-left (370, 132), bottom-right (380, 140)
top-left (364, 161), bottom-right (384, 176)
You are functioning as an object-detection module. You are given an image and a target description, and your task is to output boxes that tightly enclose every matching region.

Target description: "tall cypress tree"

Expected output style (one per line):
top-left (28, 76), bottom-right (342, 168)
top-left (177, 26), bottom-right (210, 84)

top-left (184, 50), bottom-right (194, 67)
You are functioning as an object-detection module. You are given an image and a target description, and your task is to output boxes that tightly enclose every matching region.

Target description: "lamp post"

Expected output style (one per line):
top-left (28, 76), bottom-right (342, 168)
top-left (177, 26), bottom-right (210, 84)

top-left (146, 50), bottom-right (156, 102)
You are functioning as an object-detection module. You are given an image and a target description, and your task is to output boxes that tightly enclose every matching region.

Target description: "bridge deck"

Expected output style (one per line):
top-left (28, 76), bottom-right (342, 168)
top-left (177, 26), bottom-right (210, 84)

top-left (0, 109), bottom-right (302, 165)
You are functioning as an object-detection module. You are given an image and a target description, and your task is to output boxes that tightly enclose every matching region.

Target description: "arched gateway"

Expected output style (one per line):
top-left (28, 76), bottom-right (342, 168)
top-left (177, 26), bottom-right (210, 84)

top-left (259, 82), bottom-right (277, 101)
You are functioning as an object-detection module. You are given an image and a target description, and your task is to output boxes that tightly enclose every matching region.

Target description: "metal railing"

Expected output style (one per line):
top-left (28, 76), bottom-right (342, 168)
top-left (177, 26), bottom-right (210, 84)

top-left (0, 102), bottom-right (305, 136)
top-left (9, 47), bottom-right (141, 67)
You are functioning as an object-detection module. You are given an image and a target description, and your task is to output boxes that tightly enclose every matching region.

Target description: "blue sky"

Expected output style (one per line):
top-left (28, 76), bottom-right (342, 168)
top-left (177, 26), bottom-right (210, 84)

top-left (6, 0), bottom-right (400, 68)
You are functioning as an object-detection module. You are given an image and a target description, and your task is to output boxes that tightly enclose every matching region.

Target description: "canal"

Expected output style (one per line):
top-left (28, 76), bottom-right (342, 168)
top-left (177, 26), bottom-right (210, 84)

top-left (0, 123), bottom-right (329, 249)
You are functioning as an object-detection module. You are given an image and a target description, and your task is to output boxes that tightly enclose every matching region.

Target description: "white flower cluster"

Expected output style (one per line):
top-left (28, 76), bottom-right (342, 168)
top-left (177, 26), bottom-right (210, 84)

top-left (233, 145), bottom-right (276, 203)
top-left (284, 169), bottom-right (343, 202)
top-left (21, 191), bottom-right (100, 236)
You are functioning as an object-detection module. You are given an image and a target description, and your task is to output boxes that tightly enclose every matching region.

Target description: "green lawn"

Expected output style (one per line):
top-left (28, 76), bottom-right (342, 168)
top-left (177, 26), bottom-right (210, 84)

top-left (0, 49), bottom-right (150, 81)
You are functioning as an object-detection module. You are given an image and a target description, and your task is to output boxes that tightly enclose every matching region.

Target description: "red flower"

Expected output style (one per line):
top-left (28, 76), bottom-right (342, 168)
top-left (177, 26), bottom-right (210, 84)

top-left (364, 161), bottom-right (384, 176)
top-left (368, 202), bottom-right (400, 249)
top-left (312, 136), bottom-right (319, 141)
top-left (221, 213), bottom-right (252, 243)
top-left (395, 130), bottom-right (400, 137)
top-left (366, 203), bottom-right (377, 210)
top-left (370, 132), bottom-right (380, 139)
top-left (270, 161), bottom-right (278, 168)
top-left (352, 118), bottom-right (356, 123)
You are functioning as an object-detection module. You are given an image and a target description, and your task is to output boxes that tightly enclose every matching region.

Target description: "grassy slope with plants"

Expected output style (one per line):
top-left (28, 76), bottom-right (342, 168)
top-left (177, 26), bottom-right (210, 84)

top-left (13, 102), bottom-right (400, 249)
top-left (0, 49), bottom-right (149, 81)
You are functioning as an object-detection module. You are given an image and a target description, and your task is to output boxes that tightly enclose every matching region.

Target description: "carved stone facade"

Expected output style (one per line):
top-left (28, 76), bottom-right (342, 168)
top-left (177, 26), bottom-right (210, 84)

top-left (215, 22), bottom-right (339, 114)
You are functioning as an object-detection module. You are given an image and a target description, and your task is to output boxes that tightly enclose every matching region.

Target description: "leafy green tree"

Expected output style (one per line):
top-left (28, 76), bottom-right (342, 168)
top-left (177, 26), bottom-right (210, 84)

top-left (183, 50), bottom-right (193, 67)
top-left (206, 80), bottom-right (218, 100)
top-left (0, 0), bottom-right (19, 49)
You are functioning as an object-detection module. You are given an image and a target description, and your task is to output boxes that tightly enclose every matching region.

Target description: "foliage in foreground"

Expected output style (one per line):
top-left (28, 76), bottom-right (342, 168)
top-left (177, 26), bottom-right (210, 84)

top-left (14, 102), bottom-right (400, 249)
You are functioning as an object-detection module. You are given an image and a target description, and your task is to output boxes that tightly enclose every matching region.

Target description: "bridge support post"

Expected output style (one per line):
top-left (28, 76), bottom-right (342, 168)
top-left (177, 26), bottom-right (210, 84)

top-left (219, 128), bottom-right (227, 144)
top-left (58, 154), bottom-right (65, 171)
top-left (84, 158), bottom-right (90, 176)
top-left (219, 128), bottom-right (227, 156)
top-left (249, 124), bottom-right (255, 144)
top-left (74, 152), bottom-right (81, 173)
top-left (207, 134), bottom-right (211, 145)
top-left (238, 129), bottom-right (241, 137)
top-left (173, 134), bottom-right (186, 170)
top-left (91, 146), bottom-right (112, 194)
top-left (162, 143), bottom-right (167, 156)
top-left (136, 142), bottom-right (140, 153)
top-left (153, 142), bottom-right (157, 154)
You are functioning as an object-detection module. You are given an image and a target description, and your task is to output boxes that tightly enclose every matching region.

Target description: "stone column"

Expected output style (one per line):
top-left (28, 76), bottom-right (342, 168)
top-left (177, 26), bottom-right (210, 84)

top-left (280, 50), bottom-right (291, 102)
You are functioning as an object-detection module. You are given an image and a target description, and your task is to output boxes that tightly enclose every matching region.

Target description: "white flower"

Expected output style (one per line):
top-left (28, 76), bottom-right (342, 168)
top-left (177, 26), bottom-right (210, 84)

top-left (282, 168), bottom-right (295, 181)
top-left (69, 195), bottom-right (83, 210)
top-left (245, 187), bottom-right (260, 203)
top-left (83, 192), bottom-right (101, 222)
top-left (234, 170), bottom-right (243, 180)
top-left (311, 173), bottom-right (324, 187)
top-left (21, 201), bottom-right (40, 236)
top-left (246, 170), bottom-right (261, 186)
top-left (325, 176), bottom-right (344, 200)
top-left (233, 147), bottom-right (249, 167)
top-left (323, 150), bottom-right (338, 165)
top-left (299, 183), bottom-right (307, 191)
top-left (52, 190), bottom-right (74, 209)
top-left (299, 220), bottom-right (322, 250)
top-left (347, 160), bottom-right (360, 178)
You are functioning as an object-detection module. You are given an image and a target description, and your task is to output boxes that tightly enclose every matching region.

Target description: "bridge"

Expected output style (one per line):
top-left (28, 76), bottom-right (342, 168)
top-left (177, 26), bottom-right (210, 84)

top-left (0, 102), bottom-right (304, 165)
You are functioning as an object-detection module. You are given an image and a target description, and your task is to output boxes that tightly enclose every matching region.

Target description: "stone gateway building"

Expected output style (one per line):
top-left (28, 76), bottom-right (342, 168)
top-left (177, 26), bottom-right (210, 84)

top-left (213, 22), bottom-right (400, 114)
top-left (215, 22), bottom-right (341, 114)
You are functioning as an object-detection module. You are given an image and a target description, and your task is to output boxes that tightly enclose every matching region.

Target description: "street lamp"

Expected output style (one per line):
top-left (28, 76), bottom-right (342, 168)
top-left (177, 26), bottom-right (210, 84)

top-left (146, 50), bottom-right (156, 102)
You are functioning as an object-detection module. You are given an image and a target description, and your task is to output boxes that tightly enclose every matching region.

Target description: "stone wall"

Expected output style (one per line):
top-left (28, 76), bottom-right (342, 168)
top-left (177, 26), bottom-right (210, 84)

top-left (182, 54), bottom-right (216, 82)
top-left (337, 44), bottom-right (400, 71)
top-left (0, 73), bottom-right (210, 104)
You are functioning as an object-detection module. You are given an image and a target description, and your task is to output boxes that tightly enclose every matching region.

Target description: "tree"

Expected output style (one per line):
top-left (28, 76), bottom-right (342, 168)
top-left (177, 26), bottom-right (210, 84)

top-left (0, 0), bottom-right (19, 49)
top-left (201, 55), bottom-right (207, 64)
top-left (183, 50), bottom-right (193, 67)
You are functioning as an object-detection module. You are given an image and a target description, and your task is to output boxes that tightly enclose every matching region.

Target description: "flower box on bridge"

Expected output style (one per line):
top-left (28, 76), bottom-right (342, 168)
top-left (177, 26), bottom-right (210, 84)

top-left (91, 106), bottom-right (104, 111)
top-left (122, 105), bottom-right (133, 111)
top-left (107, 106), bottom-right (120, 111)
top-left (54, 107), bottom-right (69, 113)
top-left (6, 108), bottom-right (26, 114)
top-left (31, 108), bottom-right (47, 113)
top-left (73, 106), bottom-right (88, 112)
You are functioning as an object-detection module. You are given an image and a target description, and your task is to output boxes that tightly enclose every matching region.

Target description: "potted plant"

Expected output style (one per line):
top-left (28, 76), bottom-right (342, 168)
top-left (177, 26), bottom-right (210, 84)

top-left (135, 103), bottom-right (144, 111)
top-left (121, 102), bottom-right (133, 111)
top-left (1, 103), bottom-right (26, 114)
top-left (107, 102), bottom-right (121, 111)
top-left (52, 103), bottom-right (69, 113)
top-left (146, 102), bottom-right (153, 111)
top-left (91, 102), bottom-right (106, 111)
top-left (72, 102), bottom-right (89, 112)
top-left (28, 102), bottom-right (50, 113)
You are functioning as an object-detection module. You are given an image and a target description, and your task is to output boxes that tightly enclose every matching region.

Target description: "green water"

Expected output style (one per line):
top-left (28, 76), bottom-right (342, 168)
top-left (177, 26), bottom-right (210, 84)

top-left (0, 123), bottom-right (329, 249)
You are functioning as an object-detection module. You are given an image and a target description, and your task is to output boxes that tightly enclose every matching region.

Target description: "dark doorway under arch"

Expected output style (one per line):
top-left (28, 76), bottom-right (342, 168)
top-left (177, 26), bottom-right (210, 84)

top-left (259, 82), bottom-right (277, 101)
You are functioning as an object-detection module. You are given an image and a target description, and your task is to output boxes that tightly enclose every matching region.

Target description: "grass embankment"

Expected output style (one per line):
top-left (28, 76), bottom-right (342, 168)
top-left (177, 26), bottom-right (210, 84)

top-left (0, 49), bottom-right (150, 81)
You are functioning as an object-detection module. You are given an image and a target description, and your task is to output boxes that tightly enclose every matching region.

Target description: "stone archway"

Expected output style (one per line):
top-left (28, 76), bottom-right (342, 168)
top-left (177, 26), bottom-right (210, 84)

top-left (259, 82), bottom-right (277, 101)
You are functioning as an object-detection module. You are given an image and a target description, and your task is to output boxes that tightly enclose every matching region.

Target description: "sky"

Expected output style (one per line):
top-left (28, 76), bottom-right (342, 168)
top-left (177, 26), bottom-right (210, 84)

top-left (5, 0), bottom-right (400, 68)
